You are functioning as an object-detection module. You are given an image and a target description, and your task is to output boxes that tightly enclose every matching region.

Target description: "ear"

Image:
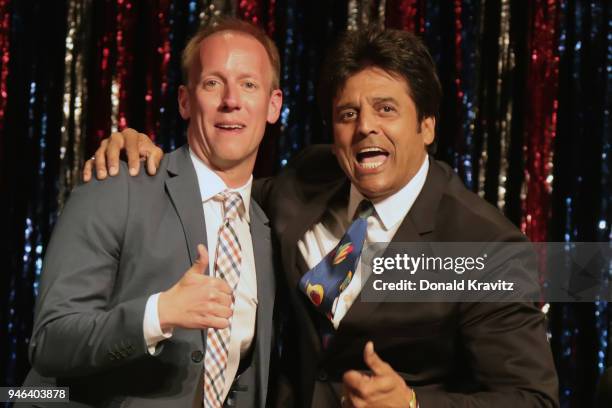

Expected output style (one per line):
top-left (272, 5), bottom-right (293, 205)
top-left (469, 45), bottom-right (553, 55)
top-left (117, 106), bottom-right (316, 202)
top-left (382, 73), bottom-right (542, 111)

top-left (178, 85), bottom-right (191, 120)
top-left (420, 116), bottom-right (436, 146)
top-left (266, 89), bottom-right (283, 124)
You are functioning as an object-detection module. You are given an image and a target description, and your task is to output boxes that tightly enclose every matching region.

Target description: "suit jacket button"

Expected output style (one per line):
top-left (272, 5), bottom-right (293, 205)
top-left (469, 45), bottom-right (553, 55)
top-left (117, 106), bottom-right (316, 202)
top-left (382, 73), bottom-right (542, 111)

top-left (317, 370), bottom-right (328, 382)
top-left (226, 391), bottom-right (236, 407)
top-left (191, 350), bottom-right (204, 363)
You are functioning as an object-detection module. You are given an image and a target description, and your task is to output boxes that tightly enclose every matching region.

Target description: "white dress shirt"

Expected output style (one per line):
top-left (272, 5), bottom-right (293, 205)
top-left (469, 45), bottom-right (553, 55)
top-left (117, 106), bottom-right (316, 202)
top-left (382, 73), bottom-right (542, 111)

top-left (142, 149), bottom-right (258, 402)
top-left (297, 156), bottom-right (429, 328)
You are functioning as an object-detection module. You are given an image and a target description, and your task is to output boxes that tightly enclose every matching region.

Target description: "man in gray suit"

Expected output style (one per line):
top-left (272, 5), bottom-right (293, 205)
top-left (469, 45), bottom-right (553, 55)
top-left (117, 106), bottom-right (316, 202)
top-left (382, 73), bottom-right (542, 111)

top-left (22, 18), bottom-right (281, 408)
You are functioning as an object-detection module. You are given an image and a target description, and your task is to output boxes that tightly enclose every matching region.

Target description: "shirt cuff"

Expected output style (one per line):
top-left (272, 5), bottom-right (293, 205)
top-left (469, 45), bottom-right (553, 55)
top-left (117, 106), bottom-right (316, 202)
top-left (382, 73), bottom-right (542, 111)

top-left (143, 293), bottom-right (173, 355)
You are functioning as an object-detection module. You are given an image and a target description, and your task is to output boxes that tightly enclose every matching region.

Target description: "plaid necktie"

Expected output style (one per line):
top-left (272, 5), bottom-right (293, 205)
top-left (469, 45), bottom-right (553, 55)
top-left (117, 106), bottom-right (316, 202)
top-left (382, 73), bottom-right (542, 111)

top-left (299, 200), bottom-right (373, 321)
top-left (203, 191), bottom-right (243, 408)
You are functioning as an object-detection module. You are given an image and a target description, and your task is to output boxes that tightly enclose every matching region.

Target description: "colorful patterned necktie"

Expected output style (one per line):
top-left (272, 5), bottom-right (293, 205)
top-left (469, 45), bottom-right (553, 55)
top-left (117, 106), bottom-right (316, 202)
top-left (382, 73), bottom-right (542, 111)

top-left (203, 191), bottom-right (243, 408)
top-left (299, 200), bottom-right (373, 320)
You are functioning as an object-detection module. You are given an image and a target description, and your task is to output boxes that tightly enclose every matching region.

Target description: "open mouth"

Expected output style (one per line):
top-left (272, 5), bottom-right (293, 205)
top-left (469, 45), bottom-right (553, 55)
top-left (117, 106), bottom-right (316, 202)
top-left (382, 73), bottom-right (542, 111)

top-left (355, 147), bottom-right (390, 169)
top-left (215, 123), bottom-right (246, 131)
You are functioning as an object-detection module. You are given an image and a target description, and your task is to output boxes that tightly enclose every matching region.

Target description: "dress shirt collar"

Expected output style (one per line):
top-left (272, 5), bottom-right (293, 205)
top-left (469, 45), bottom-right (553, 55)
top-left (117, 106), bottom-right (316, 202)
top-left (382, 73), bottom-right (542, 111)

top-left (348, 154), bottom-right (429, 231)
top-left (189, 148), bottom-right (252, 222)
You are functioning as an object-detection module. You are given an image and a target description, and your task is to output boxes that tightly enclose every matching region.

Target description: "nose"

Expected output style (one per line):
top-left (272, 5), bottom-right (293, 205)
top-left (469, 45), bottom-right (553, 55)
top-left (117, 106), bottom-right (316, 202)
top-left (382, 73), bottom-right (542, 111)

top-left (356, 108), bottom-right (378, 137)
top-left (221, 83), bottom-right (241, 111)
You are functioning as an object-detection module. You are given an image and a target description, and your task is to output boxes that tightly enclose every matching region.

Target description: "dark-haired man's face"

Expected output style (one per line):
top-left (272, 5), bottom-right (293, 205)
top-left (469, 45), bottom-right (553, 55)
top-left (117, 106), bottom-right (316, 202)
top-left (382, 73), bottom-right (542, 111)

top-left (331, 67), bottom-right (435, 200)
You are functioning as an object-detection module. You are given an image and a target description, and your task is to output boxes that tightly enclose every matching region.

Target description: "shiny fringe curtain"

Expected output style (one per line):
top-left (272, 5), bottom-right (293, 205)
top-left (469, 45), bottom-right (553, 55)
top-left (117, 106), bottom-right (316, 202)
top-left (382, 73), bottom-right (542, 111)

top-left (0, 1), bottom-right (609, 406)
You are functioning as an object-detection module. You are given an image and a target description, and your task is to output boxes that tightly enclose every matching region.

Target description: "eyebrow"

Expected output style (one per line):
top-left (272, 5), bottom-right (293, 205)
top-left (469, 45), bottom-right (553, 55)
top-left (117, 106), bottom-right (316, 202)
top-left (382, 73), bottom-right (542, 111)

top-left (198, 71), bottom-right (263, 81)
top-left (334, 103), bottom-right (358, 113)
top-left (370, 96), bottom-right (399, 105)
top-left (334, 96), bottom-right (399, 113)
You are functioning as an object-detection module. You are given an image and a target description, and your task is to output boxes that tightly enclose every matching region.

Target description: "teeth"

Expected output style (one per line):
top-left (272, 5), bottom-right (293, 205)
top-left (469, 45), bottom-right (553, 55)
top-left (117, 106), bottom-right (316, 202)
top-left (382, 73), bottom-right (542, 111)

top-left (360, 161), bottom-right (384, 169)
top-left (359, 147), bottom-right (385, 153)
top-left (218, 124), bottom-right (244, 129)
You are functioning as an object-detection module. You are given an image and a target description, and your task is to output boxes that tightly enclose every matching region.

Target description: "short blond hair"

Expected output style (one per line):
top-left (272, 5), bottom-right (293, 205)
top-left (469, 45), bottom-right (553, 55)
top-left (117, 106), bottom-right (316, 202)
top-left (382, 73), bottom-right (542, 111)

top-left (181, 18), bottom-right (281, 90)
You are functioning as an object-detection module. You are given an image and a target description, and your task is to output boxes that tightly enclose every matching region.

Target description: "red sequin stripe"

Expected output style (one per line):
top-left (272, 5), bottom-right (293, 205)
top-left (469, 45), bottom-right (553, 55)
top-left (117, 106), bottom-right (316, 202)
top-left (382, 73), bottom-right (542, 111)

top-left (238, 0), bottom-right (262, 26)
top-left (144, 0), bottom-right (171, 141)
top-left (521, 0), bottom-right (561, 242)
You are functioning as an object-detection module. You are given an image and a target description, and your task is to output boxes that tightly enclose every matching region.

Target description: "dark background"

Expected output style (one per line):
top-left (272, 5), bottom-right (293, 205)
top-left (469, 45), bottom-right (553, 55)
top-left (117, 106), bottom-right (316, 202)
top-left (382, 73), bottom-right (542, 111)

top-left (0, 1), bottom-right (609, 407)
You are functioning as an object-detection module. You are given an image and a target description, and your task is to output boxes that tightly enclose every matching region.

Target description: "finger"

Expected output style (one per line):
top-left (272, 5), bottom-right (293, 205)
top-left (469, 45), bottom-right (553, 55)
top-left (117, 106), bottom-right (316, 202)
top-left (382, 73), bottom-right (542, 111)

top-left (346, 394), bottom-right (366, 408)
top-left (341, 382), bottom-right (356, 408)
top-left (94, 139), bottom-right (109, 179)
top-left (363, 341), bottom-right (391, 376)
top-left (219, 291), bottom-right (232, 307)
top-left (340, 393), bottom-right (354, 408)
top-left (207, 290), bottom-right (233, 307)
top-left (210, 278), bottom-right (233, 295)
top-left (354, 374), bottom-right (395, 402)
top-left (144, 144), bottom-right (163, 176)
top-left (82, 158), bottom-right (93, 182)
top-left (346, 371), bottom-right (382, 401)
top-left (204, 302), bottom-right (233, 319)
top-left (343, 370), bottom-right (368, 398)
top-left (191, 244), bottom-right (209, 274)
top-left (342, 381), bottom-right (367, 408)
top-left (107, 132), bottom-right (125, 176)
top-left (370, 374), bottom-right (397, 395)
top-left (342, 378), bottom-right (370, 408)
top-left (122, 128), bottom-right (141, 176)
top-left (136, 132), bottom-right (162, 176)
top-left (199, 315), bottom-right (230, 330)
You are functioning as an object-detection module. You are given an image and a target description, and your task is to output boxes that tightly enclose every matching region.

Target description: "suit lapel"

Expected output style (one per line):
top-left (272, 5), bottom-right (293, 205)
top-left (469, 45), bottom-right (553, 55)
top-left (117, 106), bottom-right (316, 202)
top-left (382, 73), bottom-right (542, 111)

top-left (405, 156), bottom-right (446, 237)
top-left (164, 146), bottom-right (208, 350)
top-left (284, 178), bottom-right (350, 290)
top-left (281, 177), bottom-right (349, 358)
top-left (164, 146), bottom-right (208, 263)
top-left (294, 253), bottom-right (325, 357)
top-left (250, 200), bottom-right (274, 408)
top-left (333, 156), bottom-right (446, 339)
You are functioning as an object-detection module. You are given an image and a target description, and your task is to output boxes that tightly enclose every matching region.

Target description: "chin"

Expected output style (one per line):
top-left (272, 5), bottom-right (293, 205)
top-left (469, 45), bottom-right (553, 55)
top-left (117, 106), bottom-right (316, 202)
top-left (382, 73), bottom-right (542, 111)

top-left (353, 182), bottom-right (390, 200)
top-left (215, 148), bottom-right (257, 166)
top-left (213, 154), bottom-right (246, 167)
top-left (214, 144), bottom-right (249, 158)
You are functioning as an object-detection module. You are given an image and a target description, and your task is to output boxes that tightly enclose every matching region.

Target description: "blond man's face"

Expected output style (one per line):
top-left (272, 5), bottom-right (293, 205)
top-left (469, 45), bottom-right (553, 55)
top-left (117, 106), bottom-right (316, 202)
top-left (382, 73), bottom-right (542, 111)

top-left (179, 31), bottom-right (282, 172)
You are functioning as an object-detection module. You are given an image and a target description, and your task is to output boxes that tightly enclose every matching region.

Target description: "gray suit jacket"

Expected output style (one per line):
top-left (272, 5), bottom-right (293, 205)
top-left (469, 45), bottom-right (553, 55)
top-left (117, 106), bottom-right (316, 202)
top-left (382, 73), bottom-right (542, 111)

top-left (21, 145), bottom-right (275, 408)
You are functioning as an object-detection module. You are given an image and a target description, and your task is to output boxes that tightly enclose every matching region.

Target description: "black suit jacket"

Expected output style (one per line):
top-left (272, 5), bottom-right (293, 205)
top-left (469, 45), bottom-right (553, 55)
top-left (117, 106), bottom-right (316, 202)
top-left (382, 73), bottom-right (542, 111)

top-left (253, 145), bottom-right (558, 408)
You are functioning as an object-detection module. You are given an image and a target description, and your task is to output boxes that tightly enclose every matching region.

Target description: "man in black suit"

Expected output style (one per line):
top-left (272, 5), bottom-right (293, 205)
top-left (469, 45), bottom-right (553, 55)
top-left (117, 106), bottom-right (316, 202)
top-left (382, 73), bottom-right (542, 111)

top-left (86, 28), bottom-right (559, 407)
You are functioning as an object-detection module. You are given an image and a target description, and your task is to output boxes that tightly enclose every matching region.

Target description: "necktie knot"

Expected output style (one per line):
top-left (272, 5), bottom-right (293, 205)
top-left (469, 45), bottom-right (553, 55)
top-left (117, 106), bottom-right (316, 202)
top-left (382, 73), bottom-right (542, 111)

top-left (215, 191), bottom-right (243, 221)
top-left (354, 199), bottom-right (374, 220)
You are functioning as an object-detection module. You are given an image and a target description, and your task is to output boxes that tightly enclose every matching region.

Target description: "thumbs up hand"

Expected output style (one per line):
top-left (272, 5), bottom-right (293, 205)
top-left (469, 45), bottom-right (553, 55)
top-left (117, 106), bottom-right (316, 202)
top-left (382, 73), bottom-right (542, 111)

top-left (341, 342), bottom-right (416, 408)
top-left (158, 244), bottom-right (233, 331)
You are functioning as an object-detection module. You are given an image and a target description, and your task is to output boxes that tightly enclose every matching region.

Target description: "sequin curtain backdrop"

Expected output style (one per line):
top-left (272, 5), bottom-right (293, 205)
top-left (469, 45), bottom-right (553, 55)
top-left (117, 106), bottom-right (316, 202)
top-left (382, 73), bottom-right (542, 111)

top-left (0, 2), bottom-right (611, 407)
top-left (272, 0), bottom-right (347, 170)
top-left (156, 0), bottom-right (207, 151)
top-left (0, 0), bottom-right (67, 387)
top-left (143, 0), bottom-right (171, 141)
top-left (88, 0), bottom-right (115, 149)
top-left (57, 0), bottom-right (92, 210)
top-left (0, 0), bottom-right (10, 188)
top-left (522, 1), bottom-right (559, 244)
top-left (112, 0), bottom-right (138, 132)
top-left (0, 0), bottom-right (12, 387)
top-left (549, 0), bottom-right (612, 406)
